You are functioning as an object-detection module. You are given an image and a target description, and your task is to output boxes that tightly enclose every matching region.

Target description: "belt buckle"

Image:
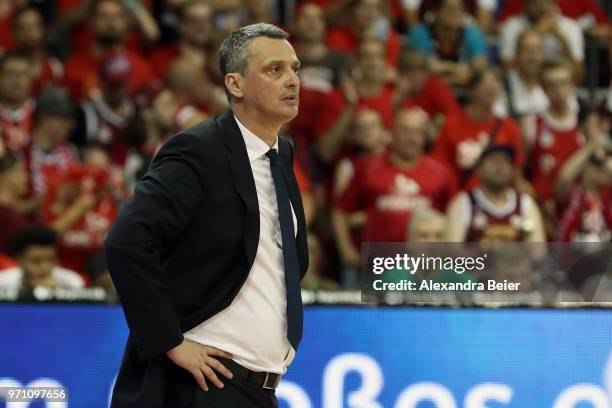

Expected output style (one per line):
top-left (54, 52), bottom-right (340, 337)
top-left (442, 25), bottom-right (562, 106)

top-left (262, 372), bottom-right (281, 390)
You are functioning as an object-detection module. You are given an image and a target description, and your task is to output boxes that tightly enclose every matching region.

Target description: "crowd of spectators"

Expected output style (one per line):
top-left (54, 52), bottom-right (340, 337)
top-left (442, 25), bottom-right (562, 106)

top-left (0, 0), bottom-right (610, 293)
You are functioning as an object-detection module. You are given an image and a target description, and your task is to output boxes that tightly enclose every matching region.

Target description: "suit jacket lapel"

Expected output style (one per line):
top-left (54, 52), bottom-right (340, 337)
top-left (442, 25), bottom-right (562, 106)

top-left (217, 109), bottom-right (260, 270)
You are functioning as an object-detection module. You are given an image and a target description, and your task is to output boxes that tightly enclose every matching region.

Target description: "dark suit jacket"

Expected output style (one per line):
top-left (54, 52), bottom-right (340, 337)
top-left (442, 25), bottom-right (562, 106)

top-left (105, 109), bottom-right (309, 408)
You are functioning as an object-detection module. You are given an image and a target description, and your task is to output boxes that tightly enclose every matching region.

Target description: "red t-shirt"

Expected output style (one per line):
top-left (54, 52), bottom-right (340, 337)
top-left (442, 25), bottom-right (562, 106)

top-left (401, 75), bottom-right (459, 118)
top-left (57, 0), bottom-right (152, 54)
top-left (556, 185), bottom-right (612, 242)
top-left (499, 0), bottom-right (609, 23)
top-left (432, 109), bottom-right (524, 189)
top-left (62, 48), bottom-right (156, 101)
top-left (527, 112), bottom-right (583, 200)
top-left (43, 165), bottom-right (119, 274)
top-left (326, 25), bottom-right (402, 68)
top-left (29, 56), bottom-right (64, 96)
top-left (26, 143), bottom-right (79, 196)
top-left (336, 152), bottom-right (458, 243)
top-left (290, 87), bottom-right (344, 145)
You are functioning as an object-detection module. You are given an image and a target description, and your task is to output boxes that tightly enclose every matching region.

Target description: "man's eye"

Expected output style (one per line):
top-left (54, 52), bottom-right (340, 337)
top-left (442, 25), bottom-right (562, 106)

top-left (271, 66), bottom-right (281, 73)
top-left (292, 66), bottom-right (300, 73)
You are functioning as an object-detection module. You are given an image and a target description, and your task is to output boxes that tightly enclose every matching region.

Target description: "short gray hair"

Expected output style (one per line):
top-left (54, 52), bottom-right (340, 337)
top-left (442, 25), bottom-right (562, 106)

top-left (219, 23), bottom-right (289, 78)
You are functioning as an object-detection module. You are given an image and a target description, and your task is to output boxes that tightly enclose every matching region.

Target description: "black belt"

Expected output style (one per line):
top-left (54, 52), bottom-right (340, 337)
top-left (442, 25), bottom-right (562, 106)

top-left (217, 357), bottom-right (282, 390)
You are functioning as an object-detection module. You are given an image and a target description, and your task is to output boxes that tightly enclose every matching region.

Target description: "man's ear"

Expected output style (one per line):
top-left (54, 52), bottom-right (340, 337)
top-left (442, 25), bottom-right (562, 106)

top-left (225, 73), bottom-right (244, 99)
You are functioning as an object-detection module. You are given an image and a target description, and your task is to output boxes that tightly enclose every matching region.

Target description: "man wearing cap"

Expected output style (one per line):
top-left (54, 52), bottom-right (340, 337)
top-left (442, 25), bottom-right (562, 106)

top-left (446, 143), bottom-right (546, 242)
top-left (105, 23), bottom-right (308, 408)
top-left (73, 52), bottom-right (142, 166)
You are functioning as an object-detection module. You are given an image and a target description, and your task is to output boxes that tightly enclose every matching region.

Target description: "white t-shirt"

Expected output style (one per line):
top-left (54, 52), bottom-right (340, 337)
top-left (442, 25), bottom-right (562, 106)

top-left (500, 15), bottom-right (584, 62)
top-left (0, 266), bottom-right (85, 290)
top-left (506, 70), bottom-right (549, 117)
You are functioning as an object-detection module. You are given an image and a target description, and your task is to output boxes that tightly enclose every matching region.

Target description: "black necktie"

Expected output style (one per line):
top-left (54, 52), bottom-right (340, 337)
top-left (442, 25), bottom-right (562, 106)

top-left (265, 148), bottom-right (303, 349)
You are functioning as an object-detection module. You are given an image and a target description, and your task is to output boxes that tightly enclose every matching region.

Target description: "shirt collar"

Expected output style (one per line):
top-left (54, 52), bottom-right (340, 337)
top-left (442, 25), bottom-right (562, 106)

top-left (234, 114), bottom-right (279, 162)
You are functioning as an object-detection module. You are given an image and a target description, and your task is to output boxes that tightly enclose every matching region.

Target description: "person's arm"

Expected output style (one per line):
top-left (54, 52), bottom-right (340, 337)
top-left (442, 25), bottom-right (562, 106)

top-left (50, 193), bottom-right (97, 234)
top-left (332, 167), bottom-right (364, 268)
top-left (537, 17), bottom-right (584, 80)
top-left (124, 0), bottom-right (161, 44)
top-left (445, 192), bottom-right (470, 242)
top-left (554, 140), bottom-right (600, 203)
top-left (332, 208), bottom-right (361, 268)
top-left (522, 194), bottom-right (546, 242)
top-left (105, 132), bottom-right (206, 361)
top-left (314, 74), bottom-right (358, 163)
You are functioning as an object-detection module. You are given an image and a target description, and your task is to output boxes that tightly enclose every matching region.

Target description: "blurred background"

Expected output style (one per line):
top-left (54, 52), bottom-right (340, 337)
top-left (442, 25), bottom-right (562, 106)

top-left (0, 0), bottom-right (610, 406)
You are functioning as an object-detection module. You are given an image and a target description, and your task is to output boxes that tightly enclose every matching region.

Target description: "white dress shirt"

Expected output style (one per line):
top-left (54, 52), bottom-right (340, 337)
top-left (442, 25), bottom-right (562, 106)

top-left (184, 115), bottom-right (298, 374)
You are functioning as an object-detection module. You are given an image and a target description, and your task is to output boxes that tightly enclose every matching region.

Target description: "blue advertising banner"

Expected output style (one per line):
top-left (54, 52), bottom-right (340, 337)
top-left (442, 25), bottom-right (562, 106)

top-left (0, 305), bottom-right (611, 407)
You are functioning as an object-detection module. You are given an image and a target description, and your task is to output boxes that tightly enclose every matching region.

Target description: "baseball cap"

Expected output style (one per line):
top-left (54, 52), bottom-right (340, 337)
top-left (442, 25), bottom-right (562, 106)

top-left (99, 52), bottom-right (132, 85)
top-left (479, 143), bottom-right (516, 163)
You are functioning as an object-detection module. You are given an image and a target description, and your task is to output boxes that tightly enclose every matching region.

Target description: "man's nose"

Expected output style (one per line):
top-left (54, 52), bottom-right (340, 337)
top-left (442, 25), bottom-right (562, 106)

top-left (286, 70), bottom-right (299, 88)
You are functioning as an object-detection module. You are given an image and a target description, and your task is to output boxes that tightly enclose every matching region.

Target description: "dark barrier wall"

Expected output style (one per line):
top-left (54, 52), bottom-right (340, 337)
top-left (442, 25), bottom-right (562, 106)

top-left (0, 305), bottom-right (611, 407)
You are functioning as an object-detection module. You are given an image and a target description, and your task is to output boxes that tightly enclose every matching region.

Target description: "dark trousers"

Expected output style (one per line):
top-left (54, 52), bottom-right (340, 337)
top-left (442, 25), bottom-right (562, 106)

top-left (164, 358), bottom-right (278, 408)
top-left (189, 376), bottom-right (278, 408)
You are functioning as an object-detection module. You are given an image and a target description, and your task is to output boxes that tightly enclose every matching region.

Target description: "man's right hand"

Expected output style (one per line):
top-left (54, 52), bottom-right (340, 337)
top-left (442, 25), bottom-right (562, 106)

top-left (166, 339), bottom-right (234, 391)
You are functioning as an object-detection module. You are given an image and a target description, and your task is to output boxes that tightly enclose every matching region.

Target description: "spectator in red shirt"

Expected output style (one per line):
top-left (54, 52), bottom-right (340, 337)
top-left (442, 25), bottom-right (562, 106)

top-left (0, 152), bottom-right (29, 255)
top-left (524, 59), bottom-right (582, 237)
top-left (326, 0), bottom-right (402, 72)
top-left (43, 146), bottom-right (120, 274)
top-left (0, 52), bottom-right (35, 157)
top-left (71, 52), bottom-right (149, 167)
top-left (499, 0), bottom-right (610, 40)
top-left (149, 0), bottom-right (214, 81)
top-left (54, 0), bottom-right (159, 55)
top-left (394, 47), bottom-right (459, 128)
top-left (334, 107), bottom-right (457, 270)
top-left (292, 3), bottom-right (352, 92)
top-left (62, 0), bottom-right (156, 101)
top-left (555, 126), bottom-right (612, 242)
top-left (333, 107), bottom-right (391, 198)
top-left (315, 40), bottom-right (395, 163)
top-left (288, 2), bottom-right (352, 171)
top-left (10, 5), bottom-right (63, 96)
top-left (446, 143), bottom-right (545, 242)
top-left (433, 68), bottom-right (525, 190)
top-left (26, 87), bottom-right (78, 197)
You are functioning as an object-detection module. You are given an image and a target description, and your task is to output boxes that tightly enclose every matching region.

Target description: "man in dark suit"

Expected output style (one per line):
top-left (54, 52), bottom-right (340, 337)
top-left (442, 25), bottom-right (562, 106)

top-left (105, 23), bottom-right (308, 408)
